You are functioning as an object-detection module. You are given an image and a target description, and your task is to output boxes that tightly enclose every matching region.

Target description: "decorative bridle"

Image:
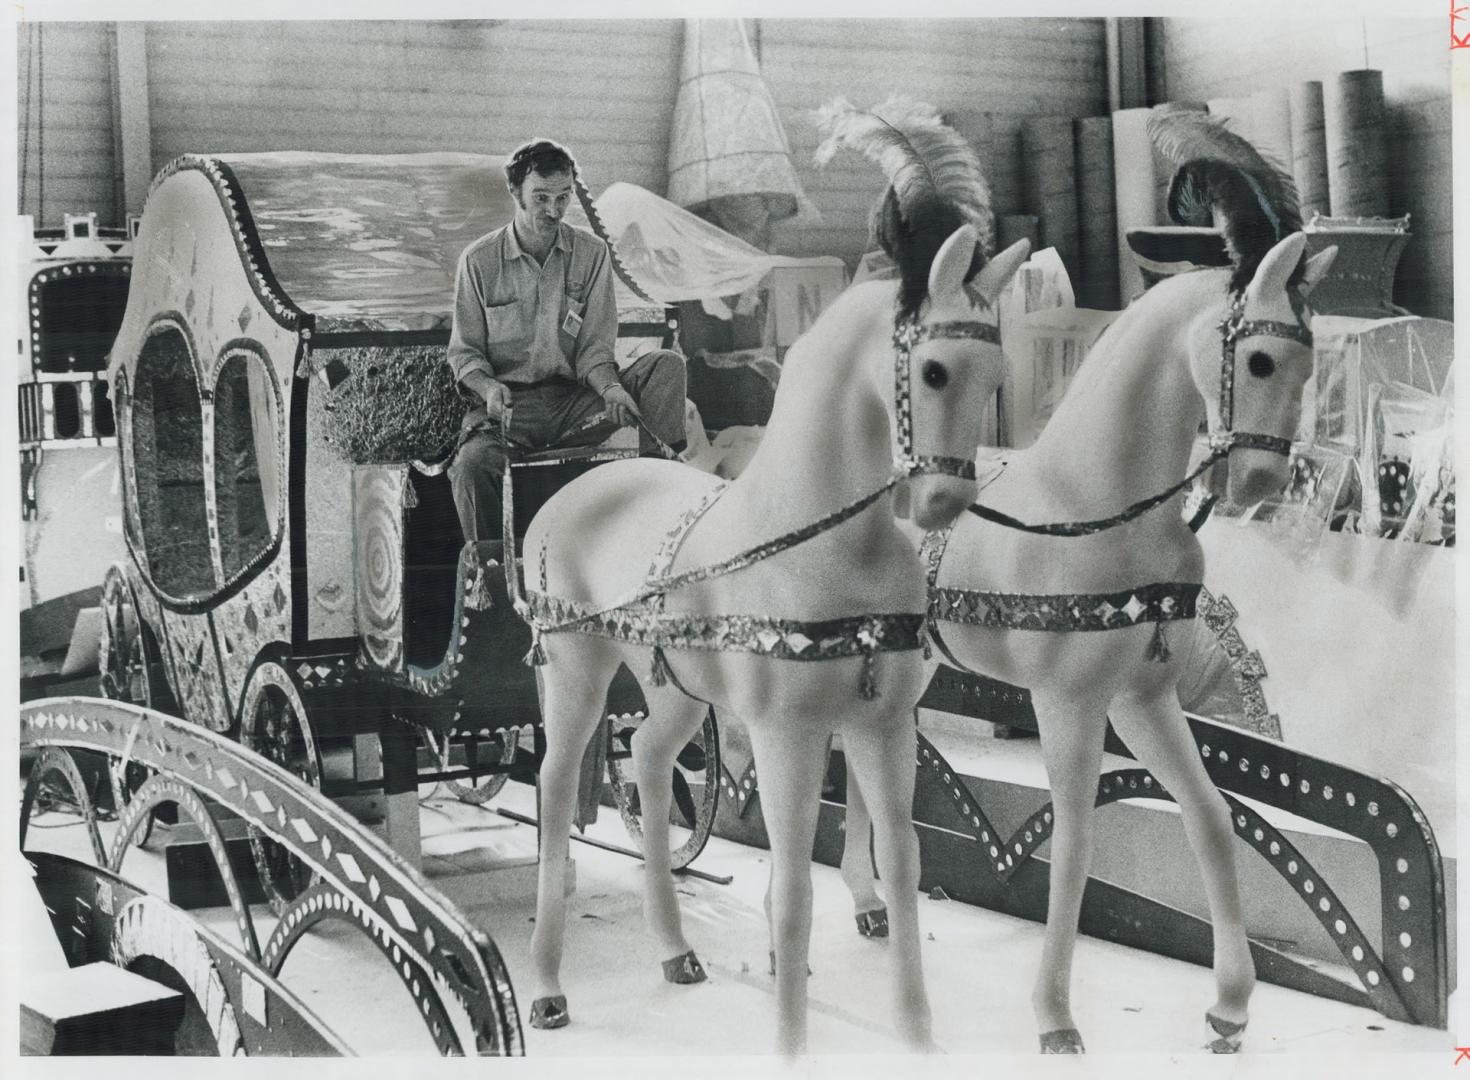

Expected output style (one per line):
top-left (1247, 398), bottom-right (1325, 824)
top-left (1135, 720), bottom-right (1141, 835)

top-left (1209, 292), bottom-right (1312, 458)
top-left (965, 288), bottom-right (1313, 538)
top-left (891, 317), bottom-right (996, 481)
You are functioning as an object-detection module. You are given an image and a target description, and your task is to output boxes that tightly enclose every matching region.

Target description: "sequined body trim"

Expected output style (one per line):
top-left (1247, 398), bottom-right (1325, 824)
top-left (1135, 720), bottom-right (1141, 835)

top-left (922, 527), bottom-right (1201, 632)
top-left (930, 581), bottom-right (1201, 632)
top-left (525, 592), bottom-right (925, 661)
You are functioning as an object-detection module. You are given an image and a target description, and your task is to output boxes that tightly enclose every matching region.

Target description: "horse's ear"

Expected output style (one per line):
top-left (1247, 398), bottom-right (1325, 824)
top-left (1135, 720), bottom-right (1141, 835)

top-left (1244, 231), bottom-right (1308, 305)
top-left (971, 237), bottom-right (1031, 307)
top-left (1299, 244), bottom-right (1338, 297)
top-left (926, 224), bottom-right (980, 307)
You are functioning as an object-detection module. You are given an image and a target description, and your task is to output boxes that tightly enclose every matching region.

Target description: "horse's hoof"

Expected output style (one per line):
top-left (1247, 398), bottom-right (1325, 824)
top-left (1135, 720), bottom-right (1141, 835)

top-left (662, 950), bottom-right (707, 985)
top-left (529, 995), bottom-right (569, 1029)
top-left (1038, 1028), bottom-right (1085, 1054)
top-left (768, 950), bottom-right (812, 976)
top-left (855, 908), bottom-right (889, 938)
top-left (1205, 1012), bottom-right (1247, 1054)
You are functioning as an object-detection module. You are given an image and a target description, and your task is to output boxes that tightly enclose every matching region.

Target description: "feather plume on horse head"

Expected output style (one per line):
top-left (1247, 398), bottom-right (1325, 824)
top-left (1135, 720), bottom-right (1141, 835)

top-left (1147, 105), bottom-right (1303, 294)
top-left (815, 94), bottom-right (994, 322)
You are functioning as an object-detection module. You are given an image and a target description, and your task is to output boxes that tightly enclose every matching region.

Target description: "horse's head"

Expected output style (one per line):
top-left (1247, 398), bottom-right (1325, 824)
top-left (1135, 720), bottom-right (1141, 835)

top-left (1187, 231), bottom-right (1337, 505)
top-left (890, 225), bottom-right (1030, 529)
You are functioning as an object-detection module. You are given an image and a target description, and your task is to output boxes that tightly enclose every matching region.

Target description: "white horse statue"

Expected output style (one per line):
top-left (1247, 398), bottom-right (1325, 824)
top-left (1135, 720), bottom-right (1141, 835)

top-left (514, 102), bottom-right (1030, 1054)
top-left (831, 115), bottom-right (1339, 1054)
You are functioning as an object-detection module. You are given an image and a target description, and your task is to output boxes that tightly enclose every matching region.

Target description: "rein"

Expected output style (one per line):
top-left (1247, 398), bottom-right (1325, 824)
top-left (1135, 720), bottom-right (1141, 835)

top-left (964, 291), bottom-right (1312, 538)
top-left (502, 310), bottom-right (996, 639)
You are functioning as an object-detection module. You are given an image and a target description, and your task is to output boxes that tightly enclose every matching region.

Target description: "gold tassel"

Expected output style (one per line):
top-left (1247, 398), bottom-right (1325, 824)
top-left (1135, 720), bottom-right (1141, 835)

top-left (650, 645), bottom-right (672, 687)
top-left (523, 633), bottom-right (547, 667)
top-left (1147, 621), bottom-right (1171, 663)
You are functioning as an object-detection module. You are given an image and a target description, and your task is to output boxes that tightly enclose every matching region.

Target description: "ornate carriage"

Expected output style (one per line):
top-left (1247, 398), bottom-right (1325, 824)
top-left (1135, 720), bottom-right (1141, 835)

top-left (96, 152), bottom-right (721, 905)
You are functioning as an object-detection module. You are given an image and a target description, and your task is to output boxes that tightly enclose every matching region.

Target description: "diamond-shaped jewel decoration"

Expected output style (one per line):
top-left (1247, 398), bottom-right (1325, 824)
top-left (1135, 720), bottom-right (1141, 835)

top-left (251, 790), bottom-right (273, 814)
top-left (291, 818), bottom-right (318, 844)
top-left (337, 852), bottom-right (367, 884)
top-left (215, 766), bottom-right (235, 790)
top-left (274, 583), bottom-right (287, 612)
top-left (369, 875), bottom-right (382, 901)
top-left (185, 290), bottom-right (196, 316)
top-left (238, 304), bottom-right (252, 332)
top-left (755, 629), bottom-right (781, 652)
top-left (384, 894), bottom-right (417, 932)
top-left (785, 632), bottom-right (813, 654)
top-left (244, 605), bottom-right (258, 634)
top-left (422, 926), bottom-right (436, 954)
top-left (1240, 651), bottom-right (1267, 680)
top-left (1094, 601), bottom-right (1118, 622)
top-left (321, 835), bottom-right (332, 859)
top-left (1121, 595), bottom-right (1146, 622)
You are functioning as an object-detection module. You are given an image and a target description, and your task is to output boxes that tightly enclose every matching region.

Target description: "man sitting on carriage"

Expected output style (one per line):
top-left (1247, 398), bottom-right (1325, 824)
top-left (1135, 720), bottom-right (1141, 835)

top-left (446, 138), bottom-right (689, 555)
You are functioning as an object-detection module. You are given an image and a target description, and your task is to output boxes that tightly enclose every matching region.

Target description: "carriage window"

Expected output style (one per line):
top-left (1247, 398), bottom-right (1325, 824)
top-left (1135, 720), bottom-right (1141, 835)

top-left (32, 267), bottom-right (132, 375)
top-left (129, 326), bottom-right (214, 598)
top-left (213, 353), bottom-right (280, 580)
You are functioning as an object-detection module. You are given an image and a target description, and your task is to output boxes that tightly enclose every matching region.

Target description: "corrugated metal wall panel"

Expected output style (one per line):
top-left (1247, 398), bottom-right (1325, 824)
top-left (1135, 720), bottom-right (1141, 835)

top-left (143, 20), bottom-right (681, 198)
top-left (1152, 17), bottom-right (1451, 319)
top-left (759, 18), bottom-right (1109, 265)
top-left (16, 22), bottom-right (117, 225)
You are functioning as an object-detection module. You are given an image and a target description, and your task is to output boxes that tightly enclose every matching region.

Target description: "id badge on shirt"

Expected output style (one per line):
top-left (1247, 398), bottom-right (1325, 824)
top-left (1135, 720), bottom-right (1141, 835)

top-left (562, 299), bottom-right (584, 337)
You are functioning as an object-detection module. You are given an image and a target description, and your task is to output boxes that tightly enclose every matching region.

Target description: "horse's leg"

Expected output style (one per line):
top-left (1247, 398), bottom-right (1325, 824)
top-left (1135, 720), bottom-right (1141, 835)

top-left (528, 645), bottom-right (616, 1028)
top-left (840, 710), bottom-right (935, 1050)
top-left (631, 684), bottom-right (711, 977)
top-left (1029, 688), bottom-right (1110, 1053)
top-left (1110, 685), bottom-right (1255, 1052)
top-left (839, 752), bottom-right (888, 936)
top-left (747, 718), bottom-right (830, 1055)
top-left (762, 747), bottom-right (884, 965)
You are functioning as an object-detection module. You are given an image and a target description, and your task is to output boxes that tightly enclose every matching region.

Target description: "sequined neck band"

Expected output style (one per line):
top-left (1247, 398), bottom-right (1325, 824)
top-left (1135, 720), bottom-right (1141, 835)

top-left (921, 527), bottom-right (1201, 663)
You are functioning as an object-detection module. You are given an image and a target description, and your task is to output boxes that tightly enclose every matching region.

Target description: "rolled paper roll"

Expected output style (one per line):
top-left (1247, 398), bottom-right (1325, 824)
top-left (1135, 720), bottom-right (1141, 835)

top-left (1327, 69), bottom-right (1389, 218)
top-left (1074, 116), bottom-right (1119, 309)
top-left (1111, 106), bottom-right (1155, 305)
top-left (1021, 116), bottom-right (1080, 283)
top-left (1250, 87), bottom-right (1293, 175)
top-left (998, 213), bottom-right (1041, 252)
top-left (1290, 81), bottom-right (1330, 219)
top-left (1112, 102), bottom-right (1206, 305)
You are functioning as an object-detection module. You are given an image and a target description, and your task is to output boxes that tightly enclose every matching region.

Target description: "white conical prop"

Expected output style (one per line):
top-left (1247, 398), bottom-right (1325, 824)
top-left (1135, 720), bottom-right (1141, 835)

top-left (666, 19), bottom-right (809, 250)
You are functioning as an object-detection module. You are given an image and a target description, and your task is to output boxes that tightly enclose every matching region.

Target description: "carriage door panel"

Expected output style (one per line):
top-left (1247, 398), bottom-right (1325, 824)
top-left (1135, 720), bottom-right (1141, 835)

top-left (301, 379), bottom-right (358, 641)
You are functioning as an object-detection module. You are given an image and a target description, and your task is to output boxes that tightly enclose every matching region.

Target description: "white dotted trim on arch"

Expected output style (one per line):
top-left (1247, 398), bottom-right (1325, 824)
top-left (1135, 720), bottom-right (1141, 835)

top-left (111, 895), bottom-right (245, 1056)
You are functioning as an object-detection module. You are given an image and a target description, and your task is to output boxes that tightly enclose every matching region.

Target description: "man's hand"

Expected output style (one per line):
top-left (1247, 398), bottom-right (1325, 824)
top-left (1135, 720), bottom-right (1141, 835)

top-left (478, 379), bottom-right (512, 422)
top-left (600, 385), bottom-right (641, 428)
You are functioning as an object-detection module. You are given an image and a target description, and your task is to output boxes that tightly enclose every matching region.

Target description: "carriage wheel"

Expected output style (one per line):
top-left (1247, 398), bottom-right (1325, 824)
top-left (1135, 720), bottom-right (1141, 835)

top-left (239, 661), bottom-right (323, 915)
top-left (99, 567), bottom-right (167, 847)
top-left (425, 728), bottom-right (513, 805)
top-left (606, 707), bottom-right (720, 870)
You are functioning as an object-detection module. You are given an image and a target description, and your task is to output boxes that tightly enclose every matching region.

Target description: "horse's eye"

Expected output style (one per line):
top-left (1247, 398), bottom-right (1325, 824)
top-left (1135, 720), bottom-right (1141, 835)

top-left (1247, 351), bottom-right (1276, 378)
top-left (922, 360), bottom-right (949, 389)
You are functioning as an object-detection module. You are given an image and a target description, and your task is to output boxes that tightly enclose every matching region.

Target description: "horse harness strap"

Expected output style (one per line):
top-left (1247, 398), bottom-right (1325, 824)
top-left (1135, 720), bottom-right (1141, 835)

top-left (500, 308), bottom-right (1000, 700)
top-left (919, 527), bottom-right (1202, 665)
top-left (963, 293), bottom-right (1313, 537)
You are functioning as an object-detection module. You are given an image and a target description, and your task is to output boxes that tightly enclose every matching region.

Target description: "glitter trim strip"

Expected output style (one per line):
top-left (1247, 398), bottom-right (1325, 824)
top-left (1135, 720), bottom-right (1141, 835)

top-left (929, 580), bottom-right (1202, 632)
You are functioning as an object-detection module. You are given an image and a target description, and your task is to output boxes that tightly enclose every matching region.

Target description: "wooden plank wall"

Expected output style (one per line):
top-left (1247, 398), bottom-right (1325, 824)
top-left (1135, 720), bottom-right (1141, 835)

top-left (758, 18), bottom-right (1109, 265)
top-left (142, 21), bottom-right (682, 197)
top-left (15, 22), bottom-right (117, 224)
top-left (16, 18), bottom-right (1108, 273)
top-left (1149, 17), bottom-right (1452, 319)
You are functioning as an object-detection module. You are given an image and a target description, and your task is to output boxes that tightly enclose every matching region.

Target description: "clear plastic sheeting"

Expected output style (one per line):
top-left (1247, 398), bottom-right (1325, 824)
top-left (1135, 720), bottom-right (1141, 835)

top-left (565, 182), bottom-right (826, 306)
top-left (1304, 315), bottom-right (1453, 455)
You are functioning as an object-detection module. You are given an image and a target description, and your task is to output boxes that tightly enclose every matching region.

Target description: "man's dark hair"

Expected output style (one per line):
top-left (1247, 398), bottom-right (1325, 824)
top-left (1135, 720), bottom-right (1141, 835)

top-left (504, 139), bottom-right (577, 191)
